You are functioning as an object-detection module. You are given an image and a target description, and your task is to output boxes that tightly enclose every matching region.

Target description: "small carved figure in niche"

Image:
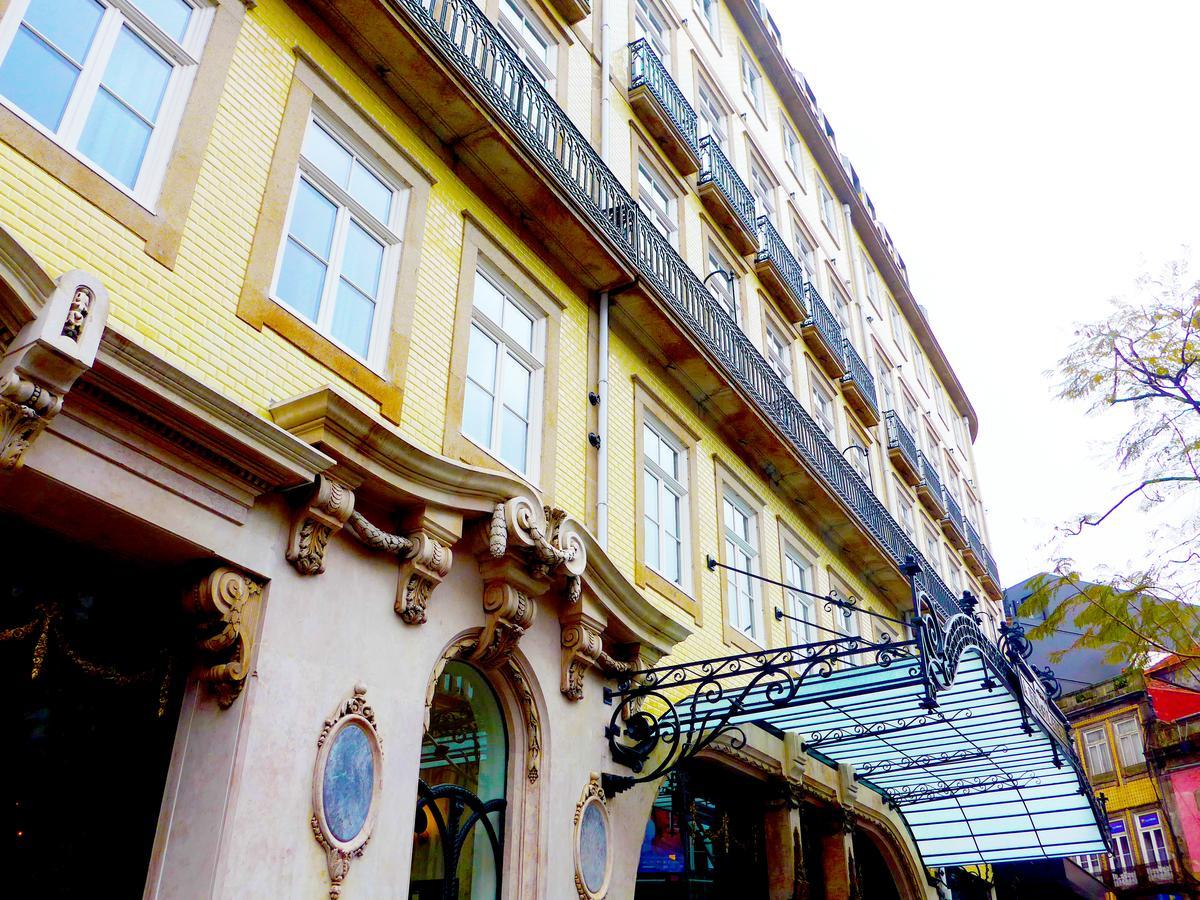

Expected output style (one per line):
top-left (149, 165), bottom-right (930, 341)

top-left (61, 285), bottom-right (95, 341)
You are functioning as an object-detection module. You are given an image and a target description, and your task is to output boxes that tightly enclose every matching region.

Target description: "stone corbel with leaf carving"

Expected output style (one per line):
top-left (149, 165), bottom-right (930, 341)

top-left (471, 498), bottom-right (586, 669)
top-left (183, 566), bottom-right (263, 708)
top-left (286, 475), bottom-right (453, 624)
top-left (0, 271), bottom-right (109, 471)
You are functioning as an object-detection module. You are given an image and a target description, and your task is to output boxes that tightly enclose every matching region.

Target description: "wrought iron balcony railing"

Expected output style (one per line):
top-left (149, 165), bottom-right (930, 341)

top-left (944, 491), bottom-right (965, 538)
top-left (395, 0), bottom-right (1002, 635)
top-left (698, 135), bottom-right (758, 240)
top-left (966, 520), bottom-right (983, 558)
top-left (841, 338), bottom-right (878, 418)
top-left (918, 452), bottom-right (944, 502)
top-left (982, 544), bottom-right (999, 585)
top-left (754, 215), bottom-right (806, 320)
top-left (802, 281), bottom-right (845, 364)
top-left (629, 38), bottom-right (699, 161)
top-left (884, 411), bottom-right (919, 473)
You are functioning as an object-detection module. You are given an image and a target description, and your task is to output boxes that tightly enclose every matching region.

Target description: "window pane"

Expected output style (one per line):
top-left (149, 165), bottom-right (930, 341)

top-left (0, 26), bottom-right (80, 131)
top-left (466, 325), bottom-right (498, 390)
top-left (130, 0), bottom-right (193, 43)
top-left (644, 472), bottom-right (659, 521)
top-left (663, 491), bottom-right (679, 538)
top-left (663, 532), bottom-right (680, 583)
top-left (643, 424), bottom-right (658, 467)
top-left (474, 274), bottom-right (504, 323)
top-left (25, 0), bottom-right (103, 63)
top-left (275, 240), bottom-right (327, 322)
top-left (499, 409), bottom-right (528, 472)
top-left (100, 26), bottom-right (171, 122)
top-left (331, 280), bottom-right (374, 357)
top-left (302, 120), bottom-right (352, 187)
top-left (503, 299), bottom-right (534, 352)
top-left (661, 439), bottom-right (678, 479)
top-left (289, 180), bottom-right (337, 258)
top-left (463, 381), bottom-right (494, 447)
top-left (502, 354), bottom-right (531, 418)
top-left (77, 88), bottom-right (152, 187)
top-left (348, 161), bottom-right (392, 223)
top-left (340, 220), bottom-right (383, 296)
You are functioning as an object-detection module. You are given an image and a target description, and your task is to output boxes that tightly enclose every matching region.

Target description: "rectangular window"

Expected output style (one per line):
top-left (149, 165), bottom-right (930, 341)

top-left (934, 383), bottom-right (949, 423)
top-left (1110, 820), bottom-right (1134, 872)
top-left (1136, 812), bottom-right (1169, 868)
top-left (901, 392), bottom-right (919, 434)
top-left (860, 251), bottom-right (882, 313)
top-left (895, 485), bottom-right (915, 539)
top-left (876, 360), bottom-right (895, 412)
top-left (818, 180), bottom-right (839, 238)
top-left (1083, 726), bottom-right (1114, 776)
top-left (706, 242), bottom-right (737, 319)
top-left (922, 525), bottom-right (941, 574)
top-left (635, 0), bottom-right (670, 68)
top-left (750, 161), bottom-right (775, 223)
top-left (765, 320), bottom-right (793, 389)
top-left (889, 300), bottom-right (904, 343)
top-left (723, 493), bottom-right (760, 642)
top-left (638, 157), bottom-right (677, 245)
top-left (272, 114), bottom-right (406, 364)
top-left (0, 0), bottom-right (211, 200)
top-left (910, 334), bottom-right (928, 387)
top-left (694, 0), bottom-right (718, 38)
top-left (1113, 716), bottom-right (1144, 768)
top-left (783, 546), bottom-right (814, 646)
top-left (643, 417), bottom-right (689, 588)
top-left (462, 268), bottom-right (545, 477)
top-left (793, 224), bottom-right (817, 282)
top-left (847, 427), bottom-right (871, 487)
top-left (811, 380), bottom-right (836, 441)
top-left (740, 47), bottom-right (763, 115)
top-left (696, 78), bottom-right (727, 153)
top-left (782, 119), bottom-right (805, 186)
top-left (500, 0), bottom-right (555, 89)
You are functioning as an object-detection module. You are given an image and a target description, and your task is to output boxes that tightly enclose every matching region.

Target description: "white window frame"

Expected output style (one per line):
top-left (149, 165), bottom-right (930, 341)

top-left (634, 0), bottom-right (671, 69)
top-left (642, 415), bottom-right (690, 590)
top-left (694, 0), bottom-right (719, 39)
top-left (782, 118), bottom-right (805, 187)
top-left (782, 545), bottom-right (815, 646)
top-left (895, 486), bottom-right (916, 539)
top-left (723, 492), bottom-right (761, 643)
top-left (1082, 725), bottom-right (1114, 776)
top-left (499, 0), bottom-right (556, 90)
top-left (811, 379), bottom-right (836, 441)
top-left (739, 46), bottom-right (764, 116)
top-left (1136, 813), bottom-right (1169, 868)
top-left (270, 112), bottom-right (406, 370)
top-left (696, 77), bottom-right (727, 153)
top-left (876, 360), bottom-right (895, 413)
top-left (1113, 716), bottom-right (1145, 768)
top-left (818, 180), bottom-right (839, 239)
top-left (793, 223), bottom-right (817, 282)
top-left (462, 265), bottom-right (546, 479)
top-left (637, 155), bottom-right (678, 245)
top-left (765, 318), bottom-right (793, 389)
top-left (750, 160), bottom-right (775, 224)
top-left (0, 0), bottom-right (214, 206)
top-left (706, 241), bottom-right (738, 320)
top-left (860, 251), bottom-right (882, 313)
top-left (888, 300), bottom-right (904, 343)
top-left (1110, 821), bottom-right (1134, 873)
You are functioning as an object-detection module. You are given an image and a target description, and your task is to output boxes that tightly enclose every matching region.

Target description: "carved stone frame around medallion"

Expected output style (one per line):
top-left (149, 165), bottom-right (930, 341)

top-left (573, 772), bottom-right (613, 900)
top-left (311, 684), bottom-right (383, 900)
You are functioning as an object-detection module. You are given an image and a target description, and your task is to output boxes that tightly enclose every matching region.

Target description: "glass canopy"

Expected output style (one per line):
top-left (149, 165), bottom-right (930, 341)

top-left (603, 565), bottom-right (1108, 869)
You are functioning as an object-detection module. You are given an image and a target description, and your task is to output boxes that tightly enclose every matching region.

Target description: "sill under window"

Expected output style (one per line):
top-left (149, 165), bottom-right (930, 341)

top-left (638, 562), bottom-right (698, 619)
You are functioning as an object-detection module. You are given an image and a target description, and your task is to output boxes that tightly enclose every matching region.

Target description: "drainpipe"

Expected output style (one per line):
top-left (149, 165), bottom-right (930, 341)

top-left (596, 1), bottom-right (612, 548)
top-left (597, 292), bottom-right (610, 548)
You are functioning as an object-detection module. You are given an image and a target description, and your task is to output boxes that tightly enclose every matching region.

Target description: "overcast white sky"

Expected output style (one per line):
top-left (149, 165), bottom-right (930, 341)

top-left (770, 1), bottom-right (1200, 586)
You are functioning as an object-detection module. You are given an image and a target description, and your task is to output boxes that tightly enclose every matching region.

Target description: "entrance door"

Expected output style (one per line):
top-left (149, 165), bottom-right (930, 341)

top-left (635, 762), bottom-right (769, 899)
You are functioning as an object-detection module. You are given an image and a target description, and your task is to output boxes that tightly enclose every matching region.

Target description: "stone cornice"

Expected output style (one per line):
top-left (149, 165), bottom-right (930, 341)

top-left (0, 227), bottom-right (55, 345)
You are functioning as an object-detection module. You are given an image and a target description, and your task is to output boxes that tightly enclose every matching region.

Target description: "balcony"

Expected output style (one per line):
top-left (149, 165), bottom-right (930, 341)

top-left (355, 0), bottom-right (998, 636)
top-left (964, 521), bottom-right (985, 576)
top-left (801, 282), bottom-right (846, 378)
top-left (546, 0), bottom-right (590, 25)
top-left (941, 491), bottom-right (967, 550)
top-left (884, 411), bottom-right (920, 485)
top-left (752, 216), bottom-right (807, 323)
top-left (839, 339), bottom-right (879, 425)
top-left (980, 544), bottom-right (1001, 598)
top-left (916, 452), bottom-right (945, 516)
top-left (698, 135), bottom-right (759, 254)
top-left (1099, 860), bottom-right (1197, 893)
top-left (628, 40), bottom-right (700, 175)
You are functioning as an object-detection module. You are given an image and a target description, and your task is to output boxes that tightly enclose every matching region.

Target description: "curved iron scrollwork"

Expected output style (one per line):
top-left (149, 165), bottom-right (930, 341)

top-left (997, 621), bottom-right (1033, 665)
top-left (1030, 664), bottom-right (1063, 701)
top-left (412, 780), bottom-right (505, 900)
top-left (602, 633), bottom-right (916, 796)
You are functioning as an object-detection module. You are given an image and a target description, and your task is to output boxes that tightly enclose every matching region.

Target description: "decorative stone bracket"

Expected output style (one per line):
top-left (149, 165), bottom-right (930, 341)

top-left (0, 271), bottom-right (109, 471)
top-left (286, 475), bottom-right (453, 624)
top-left (183, 566), bottom-right (263, 708)
top-left (559, 605), bottom-right (640, 702)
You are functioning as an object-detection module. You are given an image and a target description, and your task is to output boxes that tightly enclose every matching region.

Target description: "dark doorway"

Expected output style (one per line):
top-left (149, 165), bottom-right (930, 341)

top-left (854, 829), bottom-right (903, 900)
top-left (0, 520), bottom-right (187, 897)
top-left (635, 760), bottom-right (770, 899)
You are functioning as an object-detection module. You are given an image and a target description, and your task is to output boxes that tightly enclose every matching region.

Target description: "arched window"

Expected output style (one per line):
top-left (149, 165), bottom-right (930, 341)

top-left (411, 661), bottom-right (508, 899)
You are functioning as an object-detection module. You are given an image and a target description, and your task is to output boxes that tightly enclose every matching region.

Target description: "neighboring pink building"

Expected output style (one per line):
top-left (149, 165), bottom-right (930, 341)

top-left (1146, 656), bottom-right (1200, 884)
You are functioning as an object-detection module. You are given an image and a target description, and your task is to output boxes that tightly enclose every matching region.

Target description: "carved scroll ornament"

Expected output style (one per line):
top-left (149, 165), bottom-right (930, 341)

top-left (183, 566), bottom-right (263, 708)
top-left (0, 373), bottom-right (63, 471)
top-left (287, 475), bottom-right (355, 575)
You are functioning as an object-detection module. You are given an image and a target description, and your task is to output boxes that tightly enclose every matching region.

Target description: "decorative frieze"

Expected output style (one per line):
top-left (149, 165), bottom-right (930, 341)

top-left (287, 475), bottom-right (355, 575)
top-left (184, 566), bottom-right (263, 708)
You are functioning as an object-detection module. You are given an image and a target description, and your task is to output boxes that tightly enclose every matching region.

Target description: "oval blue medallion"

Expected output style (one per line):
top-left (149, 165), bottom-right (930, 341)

top-left (322, 722), bottom-right (374, 843)
top-left (579, 801), bottom-right (608, 893)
